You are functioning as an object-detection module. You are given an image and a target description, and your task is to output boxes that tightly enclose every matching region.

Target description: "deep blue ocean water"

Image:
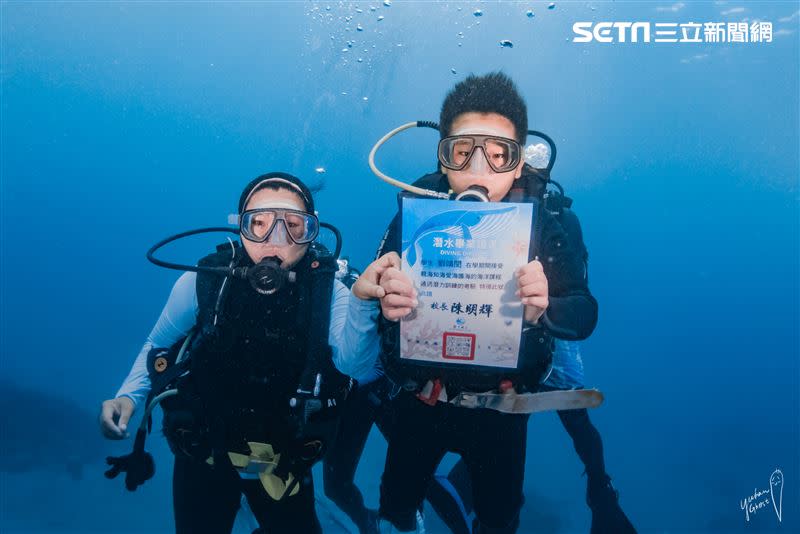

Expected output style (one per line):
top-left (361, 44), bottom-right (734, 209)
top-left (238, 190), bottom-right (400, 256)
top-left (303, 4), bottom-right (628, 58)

top-left (1, 2), bottom-right (798, 532)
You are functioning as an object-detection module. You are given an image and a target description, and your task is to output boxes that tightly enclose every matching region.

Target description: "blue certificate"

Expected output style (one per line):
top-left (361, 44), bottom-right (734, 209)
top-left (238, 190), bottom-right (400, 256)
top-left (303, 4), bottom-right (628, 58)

top-left (400, 197), bottom-right (535, 369)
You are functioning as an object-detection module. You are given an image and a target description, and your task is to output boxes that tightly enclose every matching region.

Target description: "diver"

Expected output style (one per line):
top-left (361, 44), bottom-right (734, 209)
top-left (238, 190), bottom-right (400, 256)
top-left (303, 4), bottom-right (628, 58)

top-left (421, 188), bottom-right (636, 533)
top-left (327, 262), bottom-right (623, 534)
top-left (358, 72), bottom-right (609, 534)
top-left (98, 172), bottom-right (385, 534)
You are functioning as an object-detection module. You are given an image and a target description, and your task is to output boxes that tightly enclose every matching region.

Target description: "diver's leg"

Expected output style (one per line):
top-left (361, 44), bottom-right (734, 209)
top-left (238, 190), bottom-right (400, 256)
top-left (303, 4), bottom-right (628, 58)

top-left (172, 454), bottom-right (241, 534)
top-left (379, 391), bottom-right (447, 532)
top-left (425, 458), bottom-right (472, 534)
top-left (371, 375), bottom-right (398, 441)
top-left (446, 457), bottom-right (474, 513)
top-left (242, 474), bottom-right (321, 534)
top-left (461, 410), bottom-right (529, 534)
top-left (378, 381), bottom-right (474, 534)
top-left (557, 408), bottom-right (605, 480)
top-left (323, 382), bottom-right (380, 533)
top-left (557, 409), bottom-right (636, 533)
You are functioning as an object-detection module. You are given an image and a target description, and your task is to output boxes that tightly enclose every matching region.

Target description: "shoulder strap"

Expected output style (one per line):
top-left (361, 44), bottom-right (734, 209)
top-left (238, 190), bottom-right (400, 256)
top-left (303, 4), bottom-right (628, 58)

top-left (195, 244), bottom-right (242, 336)
top-left (297, 249), bottom-right (337, 391)
top-left (273, 250), bottom-right (342, 496)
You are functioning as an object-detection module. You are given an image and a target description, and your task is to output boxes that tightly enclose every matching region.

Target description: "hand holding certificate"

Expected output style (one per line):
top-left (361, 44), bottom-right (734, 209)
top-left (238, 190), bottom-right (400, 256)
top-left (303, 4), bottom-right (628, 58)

top-left (515, 259), bottom-right (549, 325)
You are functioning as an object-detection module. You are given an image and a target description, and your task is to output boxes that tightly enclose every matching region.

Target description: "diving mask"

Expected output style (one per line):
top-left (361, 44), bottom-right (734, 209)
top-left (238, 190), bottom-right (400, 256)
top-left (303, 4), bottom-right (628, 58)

top-left (438, 134), bottom-right (522, 174)
top-left (240, 208), bottom-right (319, 245)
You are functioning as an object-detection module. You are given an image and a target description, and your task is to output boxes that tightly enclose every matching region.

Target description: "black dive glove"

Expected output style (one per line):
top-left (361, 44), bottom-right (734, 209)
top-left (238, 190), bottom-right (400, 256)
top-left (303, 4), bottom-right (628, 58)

top-left (104, 428), bottom-right (155, 491)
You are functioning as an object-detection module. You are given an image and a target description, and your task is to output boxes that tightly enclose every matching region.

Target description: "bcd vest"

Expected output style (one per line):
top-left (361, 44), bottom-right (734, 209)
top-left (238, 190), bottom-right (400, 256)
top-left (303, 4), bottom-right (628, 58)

top-left (147, 244), bottom-right (351, 465)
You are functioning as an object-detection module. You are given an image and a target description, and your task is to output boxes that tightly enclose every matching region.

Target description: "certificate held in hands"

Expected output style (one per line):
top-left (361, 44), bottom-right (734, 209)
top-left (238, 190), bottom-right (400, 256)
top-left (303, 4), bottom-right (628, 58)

top-left (399, 196), bottom-right (535, 370)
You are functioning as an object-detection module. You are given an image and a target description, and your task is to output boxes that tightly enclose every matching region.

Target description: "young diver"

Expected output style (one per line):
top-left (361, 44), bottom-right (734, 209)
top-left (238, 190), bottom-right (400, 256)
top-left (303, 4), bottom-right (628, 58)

top-left (364, 72), bottom-right (599, 533)
top-left (321, 340), bottom-right (617, 534)
top-left (325, 261), bottom-right (610, 534)
top-left (421, 187), bottom-right (636, 533)
top-left (99, 172), bottom-right (385, 534)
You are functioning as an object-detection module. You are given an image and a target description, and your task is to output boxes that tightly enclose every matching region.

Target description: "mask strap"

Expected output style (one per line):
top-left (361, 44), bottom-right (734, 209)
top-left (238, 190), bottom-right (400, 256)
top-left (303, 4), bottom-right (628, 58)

top-left (241, 178), bottom-right (312, 215)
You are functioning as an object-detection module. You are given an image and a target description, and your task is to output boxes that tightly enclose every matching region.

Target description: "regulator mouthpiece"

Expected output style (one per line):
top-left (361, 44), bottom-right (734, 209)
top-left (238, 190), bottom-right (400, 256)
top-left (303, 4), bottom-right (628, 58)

top-left (454, 185), bottom-right (490, 202)
top-left (246, 257), bottom-right (296, 295)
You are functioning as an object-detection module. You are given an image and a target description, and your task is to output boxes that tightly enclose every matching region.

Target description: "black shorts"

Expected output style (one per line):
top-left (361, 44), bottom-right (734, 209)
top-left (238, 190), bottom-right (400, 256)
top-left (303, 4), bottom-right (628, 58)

top-left (172, 454), bottom-right (321, 534)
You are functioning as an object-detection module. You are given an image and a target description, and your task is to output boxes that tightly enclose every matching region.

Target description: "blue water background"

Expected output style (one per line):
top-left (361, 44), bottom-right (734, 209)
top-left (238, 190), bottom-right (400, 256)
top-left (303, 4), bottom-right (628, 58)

top-left (1, 2), bottom-right (798, 532)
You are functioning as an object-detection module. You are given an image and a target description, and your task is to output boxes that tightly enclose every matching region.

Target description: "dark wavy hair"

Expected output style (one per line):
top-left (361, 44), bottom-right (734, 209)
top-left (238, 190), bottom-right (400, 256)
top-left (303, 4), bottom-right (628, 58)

top-left (439, 72), bottom-right (528, 143)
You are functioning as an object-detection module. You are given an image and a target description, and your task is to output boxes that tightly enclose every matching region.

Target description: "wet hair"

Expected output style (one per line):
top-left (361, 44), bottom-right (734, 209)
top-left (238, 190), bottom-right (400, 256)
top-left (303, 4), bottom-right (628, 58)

top-left (439, 72), bottom-right (528, 144)
top-left (238, 172), bottom-right (322, 214)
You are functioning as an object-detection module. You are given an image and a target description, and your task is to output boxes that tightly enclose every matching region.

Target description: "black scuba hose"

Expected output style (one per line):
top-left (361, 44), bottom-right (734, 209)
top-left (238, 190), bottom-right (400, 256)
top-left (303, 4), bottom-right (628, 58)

top-left (148, 225), bottom-right (342, 270)
top-left (146, 227), bottom-right (239, 275)
top-left (319, 222), bottom-right (342, 260)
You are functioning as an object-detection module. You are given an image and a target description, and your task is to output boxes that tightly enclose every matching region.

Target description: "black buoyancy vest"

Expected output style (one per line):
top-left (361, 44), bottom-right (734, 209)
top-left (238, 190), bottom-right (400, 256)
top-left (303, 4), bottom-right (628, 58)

top-left (151, 244), bottom-right (348, 458)
top-left (194, 250), bottom-right (308, 449)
